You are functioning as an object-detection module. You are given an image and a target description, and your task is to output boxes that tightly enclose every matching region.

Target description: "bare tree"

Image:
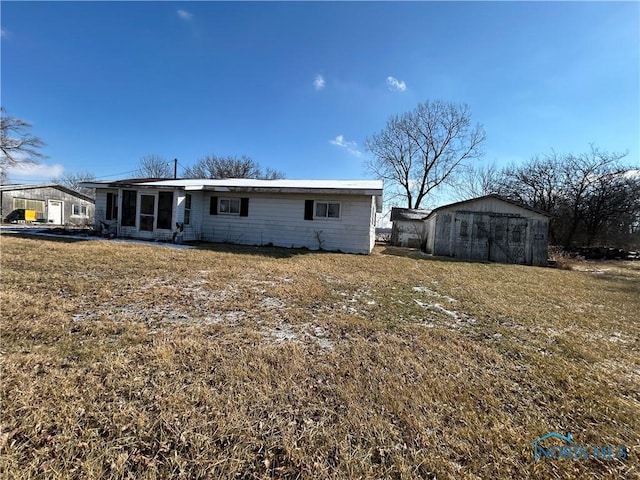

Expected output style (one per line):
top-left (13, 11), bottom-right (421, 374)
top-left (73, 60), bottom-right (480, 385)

top-left (365, 100), bottom-right (486, 209)
top-left (263, 167), bottom-right (286, 180)
top-left (558, 146), bottom-right (629, 246)
top-left (499, 154), bottom-right (564, 213)
top-left (0, 107), bottom-right (47, 183)
top-left (452, 161), bottom-right (502, 200)
top-left (499, 146), bottom-right (634, 247)
top-left (137, 154), bottom-right (173, 178)
top-left (182, 155), bottom-right (285, 179)
top-left (581, 172), bottom-right (640, 246)
top-left (51, 171), bottom-right (96, 198)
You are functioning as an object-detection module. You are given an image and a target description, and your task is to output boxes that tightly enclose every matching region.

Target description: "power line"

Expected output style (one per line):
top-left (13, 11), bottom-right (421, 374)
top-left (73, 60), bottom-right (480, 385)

top-left (94, 169), bottom-right (140, 180)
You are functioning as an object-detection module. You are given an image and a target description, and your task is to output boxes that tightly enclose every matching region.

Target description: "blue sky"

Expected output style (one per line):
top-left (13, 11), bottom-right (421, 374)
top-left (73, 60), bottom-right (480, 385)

top-left (2, 1), bottom-right (639, 202)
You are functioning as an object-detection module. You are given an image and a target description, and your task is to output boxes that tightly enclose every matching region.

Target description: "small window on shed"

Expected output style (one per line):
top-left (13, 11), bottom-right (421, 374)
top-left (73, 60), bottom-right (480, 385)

top-left (494, 224), bottom-right (504, 241)
top-left (460, 220), bottom-right (469, 237)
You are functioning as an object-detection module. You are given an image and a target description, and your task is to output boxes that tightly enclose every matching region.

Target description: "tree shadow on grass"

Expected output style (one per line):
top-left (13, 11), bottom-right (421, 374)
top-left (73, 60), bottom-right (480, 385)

top-left (378, 245), bottom-right (489, 265)
top-left (190, 241), bottom-right (333, 259)
top-left (1, 230), bottom-right (91, 244)
top-left (2, 228), bottom-right (361, 259)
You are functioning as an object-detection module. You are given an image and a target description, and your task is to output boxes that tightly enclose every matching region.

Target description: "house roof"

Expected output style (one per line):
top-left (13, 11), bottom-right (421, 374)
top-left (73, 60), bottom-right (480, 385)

top-left (425, 194), bottom-right (552, 218)
top-left (0, 183), bottom-right (95, 203)
top-left (390, 207), bottom-right (431, 222)
top-left (81, 178), bottom-right (384, 210)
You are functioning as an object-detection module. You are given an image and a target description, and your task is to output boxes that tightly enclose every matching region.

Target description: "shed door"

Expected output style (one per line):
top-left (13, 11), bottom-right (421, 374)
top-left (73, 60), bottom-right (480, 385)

top-left (507, 218), bottom-right (528, 264)
top-left (47, 200), bottom-right (63, 224)
top-left (471, 214), bottom-right (491, 261)
top-left (489, 216), bottom-right (509, 263)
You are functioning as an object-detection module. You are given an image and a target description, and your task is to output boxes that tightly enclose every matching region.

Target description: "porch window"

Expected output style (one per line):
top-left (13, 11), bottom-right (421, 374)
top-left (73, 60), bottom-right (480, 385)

top-left (106, 193), bottom-right (118, 220)
top-left (157, 192), bottom-right (173, 230)
top-left (184, 194), bottom-right (191, 225)
top-left (121, 190), bottom-right (137, 227)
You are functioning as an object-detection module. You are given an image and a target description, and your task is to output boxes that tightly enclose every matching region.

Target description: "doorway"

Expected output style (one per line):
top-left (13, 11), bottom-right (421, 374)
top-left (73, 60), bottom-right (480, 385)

top-left (47, 200), bottom-right (63, 224)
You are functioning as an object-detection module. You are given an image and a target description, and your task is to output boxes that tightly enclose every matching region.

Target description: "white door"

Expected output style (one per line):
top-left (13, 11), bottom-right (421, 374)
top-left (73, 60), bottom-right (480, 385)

top-left (48, 200), bottom-right (63, 224)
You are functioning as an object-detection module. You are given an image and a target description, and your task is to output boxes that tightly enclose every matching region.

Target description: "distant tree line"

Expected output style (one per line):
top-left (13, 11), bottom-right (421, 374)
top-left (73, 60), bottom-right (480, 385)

top-left (135, 154), bottom-right (285, 180)
top-left (181, 155), bottom-right (284, 180)
top-left (455, 146), bottom-right (640, 249)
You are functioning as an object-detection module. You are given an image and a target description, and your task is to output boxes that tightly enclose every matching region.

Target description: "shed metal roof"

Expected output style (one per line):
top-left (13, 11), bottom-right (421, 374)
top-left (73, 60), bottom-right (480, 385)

top-left (426, 194), bottom-right (551, 218)
top-left (0, 183), bottom-right (95, 203)
top-left (390, 207), bottom-right (431, 222)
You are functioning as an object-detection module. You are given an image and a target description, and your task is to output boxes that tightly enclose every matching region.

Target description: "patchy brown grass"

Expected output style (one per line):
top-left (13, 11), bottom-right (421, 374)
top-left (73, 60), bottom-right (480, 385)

top-left (1, 236), bottom-right (638, 479)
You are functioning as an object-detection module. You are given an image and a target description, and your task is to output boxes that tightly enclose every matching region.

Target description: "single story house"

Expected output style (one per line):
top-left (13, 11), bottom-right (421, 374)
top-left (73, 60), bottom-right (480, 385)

top-left (423, 195), bottom-right (550, 266)
top-left (0, 183), bottom-right (95, 225)
top-left (81, 178), bottom-right (384, 254)
top-left (390, 207), bottom-right (431, 248)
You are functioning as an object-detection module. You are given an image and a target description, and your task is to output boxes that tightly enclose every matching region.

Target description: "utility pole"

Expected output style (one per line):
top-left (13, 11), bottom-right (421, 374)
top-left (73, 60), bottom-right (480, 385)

top-left (173, 159), bottom-right (178, 179)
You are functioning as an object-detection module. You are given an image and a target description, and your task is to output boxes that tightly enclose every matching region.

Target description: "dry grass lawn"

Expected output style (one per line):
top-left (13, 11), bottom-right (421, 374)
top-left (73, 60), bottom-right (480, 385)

top-left (1, 235), bottom-right (638, 479)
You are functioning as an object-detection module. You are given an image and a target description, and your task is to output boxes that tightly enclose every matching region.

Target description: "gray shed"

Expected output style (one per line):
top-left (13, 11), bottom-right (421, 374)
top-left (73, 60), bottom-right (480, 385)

top-left (424, 195), bottom-right (550, 266)
top-left (390, 208), bottom-right (431, 248)
top-left (0, 184), bottom-right (95, 226)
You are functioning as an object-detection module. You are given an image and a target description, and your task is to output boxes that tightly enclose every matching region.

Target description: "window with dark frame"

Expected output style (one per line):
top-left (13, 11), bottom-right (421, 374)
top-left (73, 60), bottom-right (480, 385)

top-left (184, 194), bottom-right (191, 225)
top-left (314, 201), bottom-right (340, 218)
top-left (157, 192), bottom-right (173, 230)
top-left (121, 190), bottom-right (137, 227)
top-left (106, 192), bottom-right (118, 220)
top-left (219, 198), bottom-right (241, 215)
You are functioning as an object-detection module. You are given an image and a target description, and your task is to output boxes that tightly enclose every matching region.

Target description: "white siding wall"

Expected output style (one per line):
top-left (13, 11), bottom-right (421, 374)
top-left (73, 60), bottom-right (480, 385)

top-left (93, 189), bottom-right (118, 230)
top-left (392, 220), bottom-right (427, 248)
top-left (200, 192), bottom-right (374, 254)
top-left (369, 196), bottom-right (377, 251)
top-left (177, 191), bottom-right (204, 241)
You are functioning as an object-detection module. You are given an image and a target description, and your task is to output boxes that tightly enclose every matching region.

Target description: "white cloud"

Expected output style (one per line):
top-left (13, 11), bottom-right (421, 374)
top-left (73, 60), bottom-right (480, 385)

top-left (386, 76), bottom-right (407, 92)
top-left (313, 74), bottom-right (326, 91)
top-left (329, 135), bottom-right (362, 157)
top-left (177, 9), bottom-right (193, 21)
top-left (8, 162), bottom-right (64, 180)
